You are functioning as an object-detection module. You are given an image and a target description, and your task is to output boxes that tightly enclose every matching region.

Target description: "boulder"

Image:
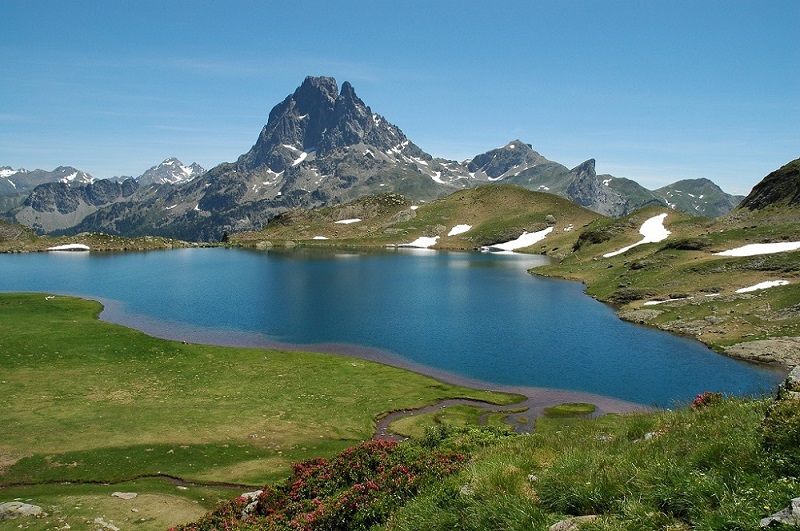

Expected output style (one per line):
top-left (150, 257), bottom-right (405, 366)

top-left (549, 515), bottom-right (598, 530)
top-left (760, 496), bottom-right (800, 527)
top-left (0, 501), bottom-right (44, 520)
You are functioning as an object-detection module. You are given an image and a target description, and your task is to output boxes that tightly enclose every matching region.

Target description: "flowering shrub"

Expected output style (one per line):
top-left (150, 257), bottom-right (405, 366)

top-left (692, 391), bottom-right (723, 409)
top-left (172, 439), bottom-right (467, 531)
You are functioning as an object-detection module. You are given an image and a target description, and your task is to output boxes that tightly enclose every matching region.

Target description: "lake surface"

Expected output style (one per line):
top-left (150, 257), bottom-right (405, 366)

top-left (0, 247), bottom-right (786, 406)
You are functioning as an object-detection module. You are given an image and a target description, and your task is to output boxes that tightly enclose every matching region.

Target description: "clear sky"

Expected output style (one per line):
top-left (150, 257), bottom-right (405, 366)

top-left (2, 1), bottom-right (798, 194)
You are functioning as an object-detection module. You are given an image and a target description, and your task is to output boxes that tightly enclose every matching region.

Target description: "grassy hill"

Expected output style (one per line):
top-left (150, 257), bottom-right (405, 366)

top-left (0, 220), bottom-right (194, 252)
top-left (534, 170), bottom-right (800, 366)
top-left (230, 185), bottom-right (603, 255)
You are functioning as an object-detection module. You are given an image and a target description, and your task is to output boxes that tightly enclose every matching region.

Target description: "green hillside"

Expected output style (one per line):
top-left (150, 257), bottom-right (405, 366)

top-left (231, 184), bottom-right (603, 255)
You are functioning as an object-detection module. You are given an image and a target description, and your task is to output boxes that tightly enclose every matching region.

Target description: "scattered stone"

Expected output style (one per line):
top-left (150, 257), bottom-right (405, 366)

top-left (239, 490), bottom-right (263, 518)
top-left (0, 501), bottom-right (44, 520)
top-left (549, 514), bottom-right (598, 530)
top-left (545, 214), bottom-right (557, 225)
top-left (111, 492), bottom-right (137, 500)
top-left (93, 517), bottom-right (120, 531)
top-left (618, 309), bottom-right (662, 324)
top-left (459, 484), bottom-right (474, 496)
top-left (760, 497), bottom-right (800, 527)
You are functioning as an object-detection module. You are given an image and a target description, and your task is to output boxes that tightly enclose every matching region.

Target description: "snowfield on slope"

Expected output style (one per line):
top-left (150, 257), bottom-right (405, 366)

top-left (735, 280), bottom-right (790, 293)
top-left (481, 227), bottom-right (554, 252)
top-left (715, 241), bottom-right (800, 257)
top-left (603, 213), bottom-right (670, 258)
top-left (448, 224), bottom-right (472, 236)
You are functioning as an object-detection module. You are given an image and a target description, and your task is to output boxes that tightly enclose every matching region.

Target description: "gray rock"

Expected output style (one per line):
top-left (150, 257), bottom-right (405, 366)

top-left (760, 496), bottom-right (800, 527)
top-left (549, 515), bottom-right (598, 530)
top-left (0, 501), bottom-right (44, 520)
top-left (725, 337), bottom-right (800, 367)
top-left (111, 492), bottom-right (137, 500)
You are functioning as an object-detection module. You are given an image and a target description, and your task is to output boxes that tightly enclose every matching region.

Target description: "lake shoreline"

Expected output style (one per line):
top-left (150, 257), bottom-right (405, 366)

top-left (95, 294), bottom-right (652, 415)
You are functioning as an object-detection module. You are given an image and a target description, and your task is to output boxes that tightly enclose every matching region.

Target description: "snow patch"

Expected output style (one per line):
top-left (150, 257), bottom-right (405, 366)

top-left (714, 241), bottom-right (800, 257)
top-left (410, 205), bottom-right (419, 210)
top-left (335, 218), bottom-right (361, 224)
top-left (47, 243), bottom-right (90, 251)
top-left (448, 224), bottom-right (472, 236)
top-left (398, 236), bottom-right (439, 248)
top-left (736, 280), bottom-right (790, 293)
top-left (643, 297), bottom-right (692, 306)
top-left (291, 151), bottom-right (308, 167)
top-left (483, 227), bottom-right (554, 252)
top-left (0, 168), bottom-right (16, 178)
top-left (165, 204), bottom-right (178, 210)
top-left (312, 236), bottom-right (329, 240)
top-left (603, 213), bottom-right (670, 258)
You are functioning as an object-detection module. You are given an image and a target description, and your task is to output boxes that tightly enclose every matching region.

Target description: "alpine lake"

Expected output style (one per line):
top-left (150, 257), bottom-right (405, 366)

top-left (0, 246), bottom-right (787, 406)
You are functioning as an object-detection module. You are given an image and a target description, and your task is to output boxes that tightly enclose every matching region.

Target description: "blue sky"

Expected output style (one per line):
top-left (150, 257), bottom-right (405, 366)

top-left (1, 1), bottom-right (797, 194)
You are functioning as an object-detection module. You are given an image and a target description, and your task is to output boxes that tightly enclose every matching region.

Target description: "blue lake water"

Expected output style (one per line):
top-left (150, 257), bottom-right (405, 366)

top-left (0, 247), bottom-right (786, 406)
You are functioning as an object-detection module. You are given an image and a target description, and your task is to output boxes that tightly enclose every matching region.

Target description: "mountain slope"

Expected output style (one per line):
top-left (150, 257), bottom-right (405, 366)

top-left (655, 178), bottom-right (744, 218)
top-left (534, 157), bottom-right (800, 362)
top-left (736, 157), bottom-right (800, 212)
top-left (232, 184), bottom-right (602, 255)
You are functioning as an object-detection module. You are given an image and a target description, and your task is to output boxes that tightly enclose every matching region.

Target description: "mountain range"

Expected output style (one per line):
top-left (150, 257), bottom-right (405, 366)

top-left (3, 76), bottom-right (744, 241)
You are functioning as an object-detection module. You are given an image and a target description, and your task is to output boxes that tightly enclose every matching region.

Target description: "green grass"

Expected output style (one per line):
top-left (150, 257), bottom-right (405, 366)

top-left (0, 292), bottom-right (520, 529)
top-left (231, 184), bottom-right (602, 252)
top-left (385, 398), bottom-right (800, 530)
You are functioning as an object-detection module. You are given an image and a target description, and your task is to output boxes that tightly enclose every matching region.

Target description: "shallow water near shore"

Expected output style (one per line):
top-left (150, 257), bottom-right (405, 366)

top-left (0, 247), bottom-right (787, 406)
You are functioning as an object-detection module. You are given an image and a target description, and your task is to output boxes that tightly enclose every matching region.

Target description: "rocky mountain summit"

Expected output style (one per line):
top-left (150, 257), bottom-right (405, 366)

top-left (0, 166), bottom-right (94, 195)
top-left (137, 158), bottom-right (205, 186)
top-left (4, 76), bottom-right (745, 241)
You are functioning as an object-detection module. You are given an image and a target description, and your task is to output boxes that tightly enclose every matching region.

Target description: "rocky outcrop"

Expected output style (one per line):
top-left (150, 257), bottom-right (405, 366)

top-left (566, 159), bottom-right (628, 217)
top-left (724, 337), bottom-right (800, 369)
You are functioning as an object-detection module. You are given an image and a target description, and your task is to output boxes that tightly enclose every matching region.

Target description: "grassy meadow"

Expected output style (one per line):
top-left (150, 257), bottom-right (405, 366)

top-left (0, 292), bottom-right (520, 530)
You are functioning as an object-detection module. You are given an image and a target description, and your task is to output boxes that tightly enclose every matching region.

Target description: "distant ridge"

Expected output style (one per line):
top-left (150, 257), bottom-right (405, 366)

top-left (4, 77), bottom-right (748, 241)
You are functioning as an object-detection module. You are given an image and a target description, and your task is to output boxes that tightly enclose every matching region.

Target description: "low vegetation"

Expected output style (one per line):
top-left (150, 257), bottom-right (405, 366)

top-left (0, 293), bottom-right (518, 529)
top-left (171, 393), bottom-right (800, 530)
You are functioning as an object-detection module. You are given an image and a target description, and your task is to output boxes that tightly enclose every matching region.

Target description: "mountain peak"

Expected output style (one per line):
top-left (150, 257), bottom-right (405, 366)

top-left (138, 158), bottom-right (205, 186)
top-left (240, 76), bottom-right (421, 171)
